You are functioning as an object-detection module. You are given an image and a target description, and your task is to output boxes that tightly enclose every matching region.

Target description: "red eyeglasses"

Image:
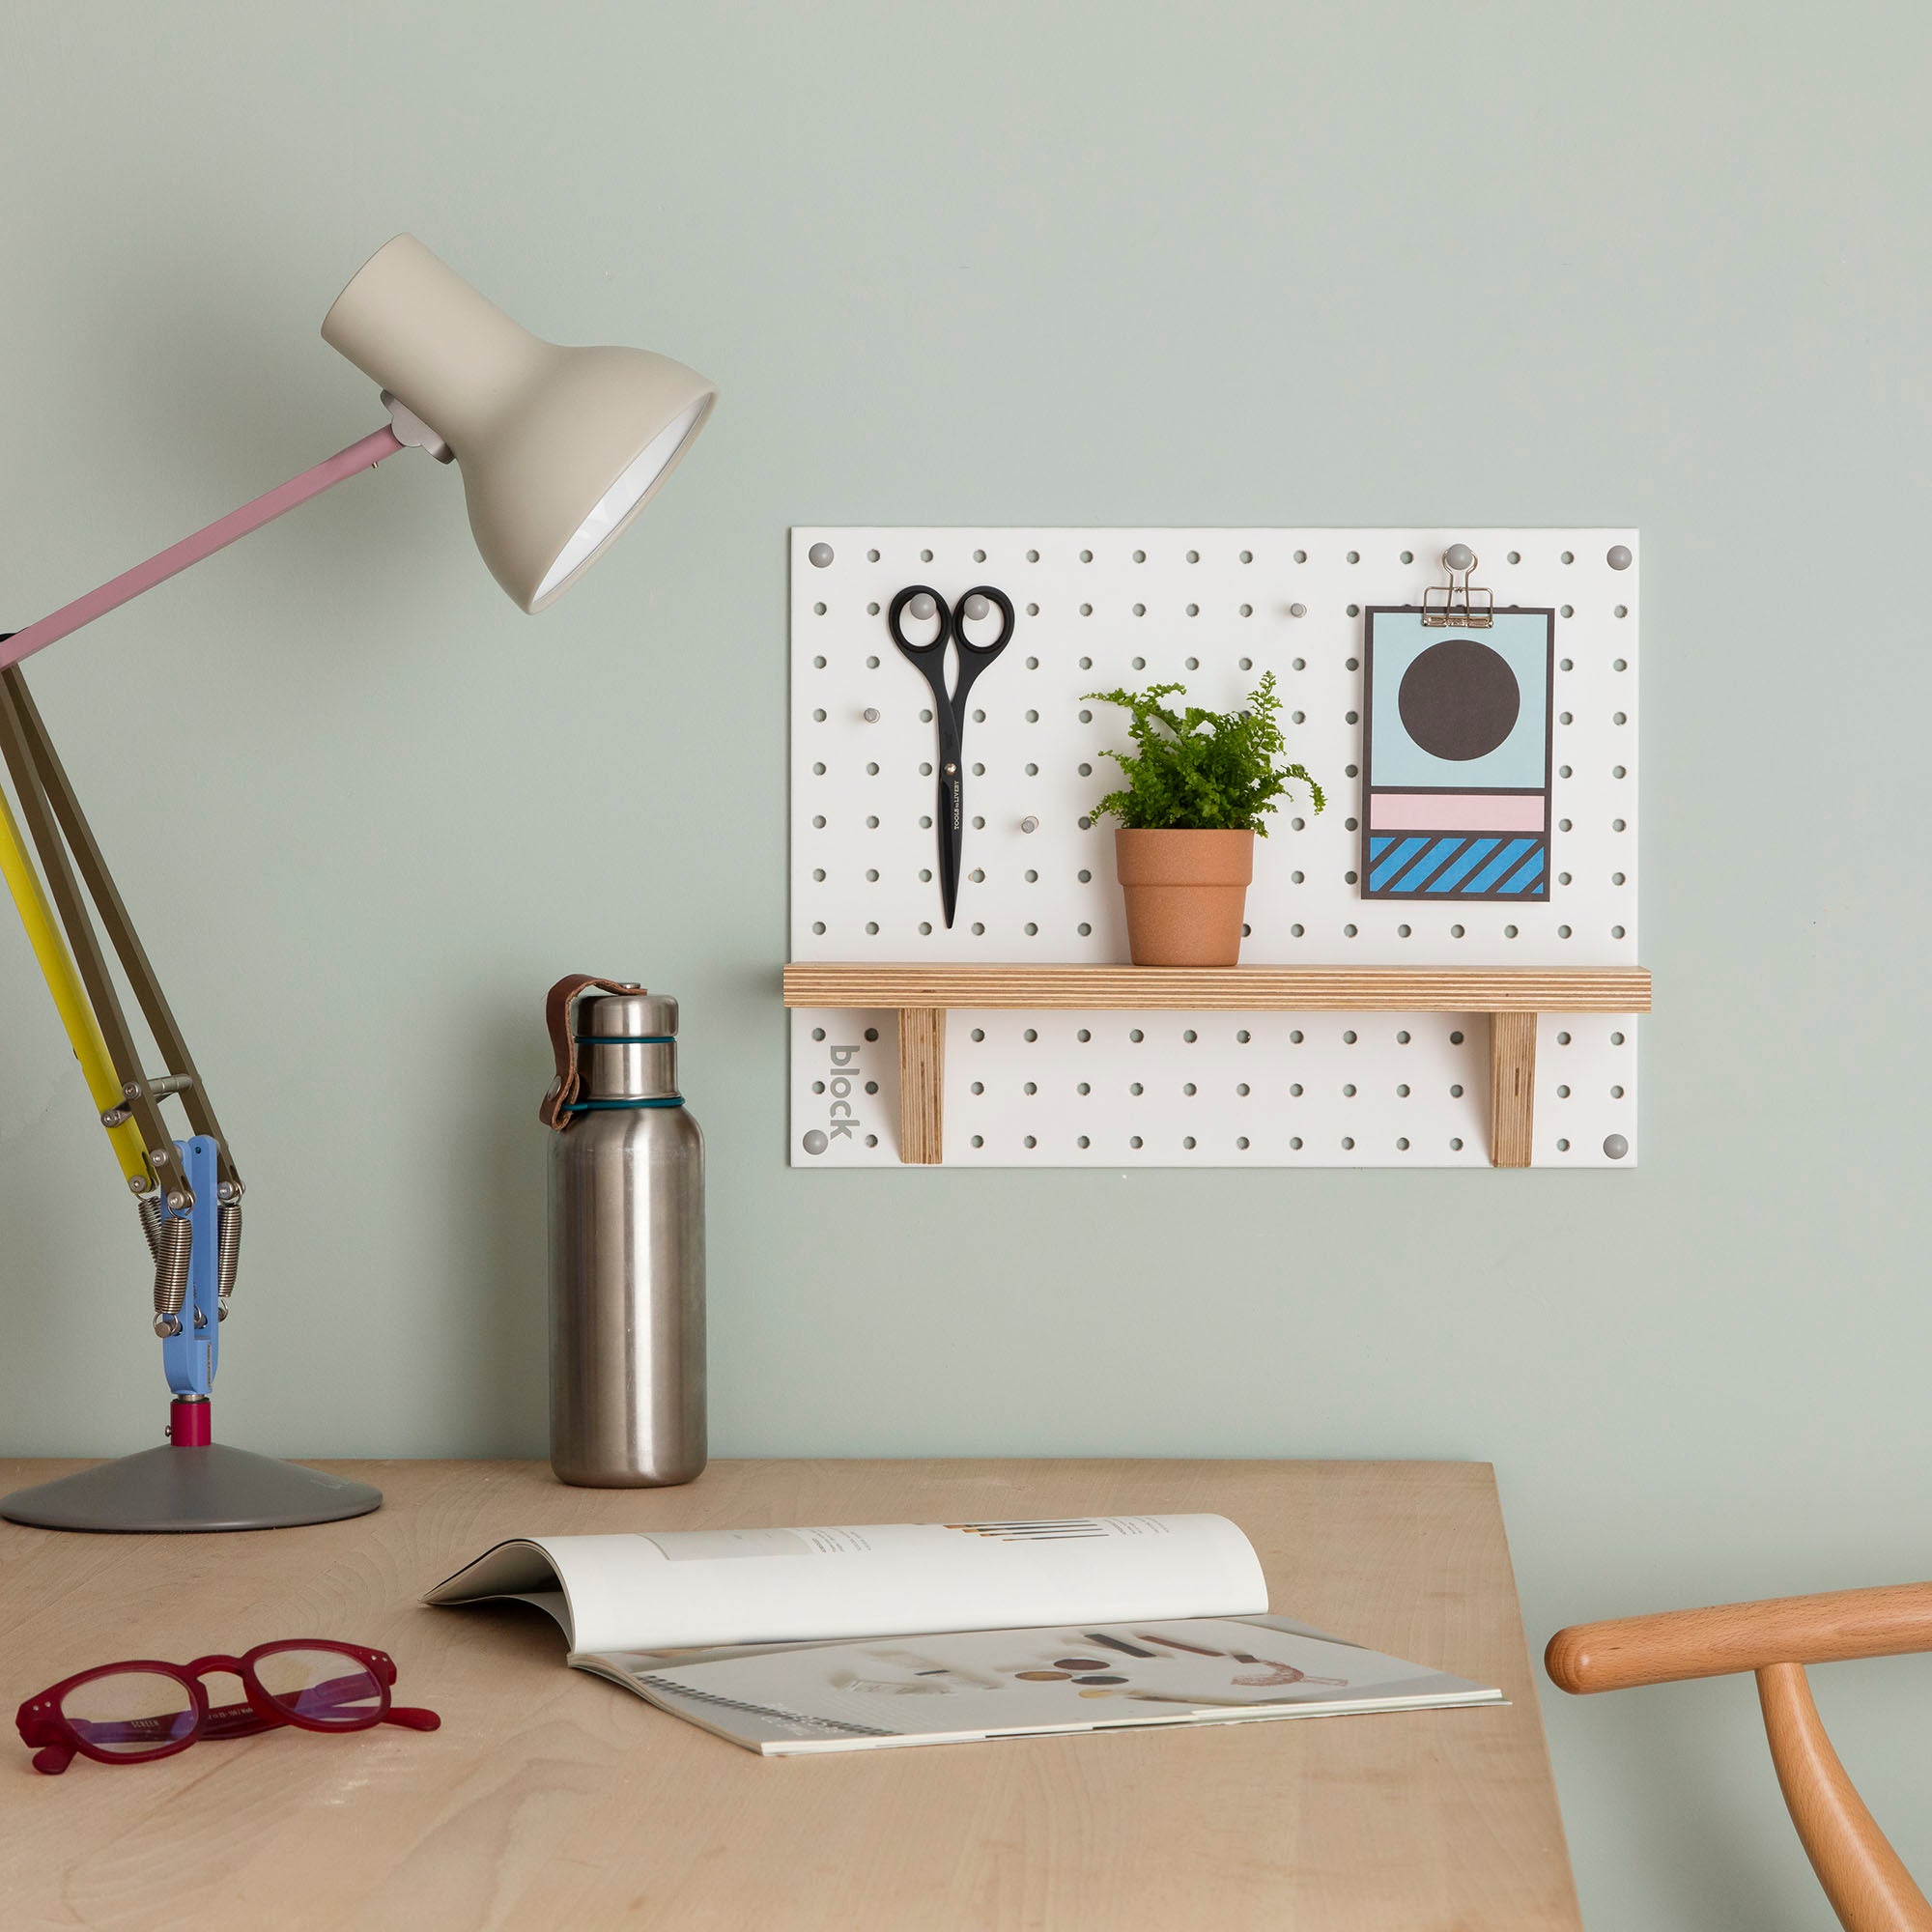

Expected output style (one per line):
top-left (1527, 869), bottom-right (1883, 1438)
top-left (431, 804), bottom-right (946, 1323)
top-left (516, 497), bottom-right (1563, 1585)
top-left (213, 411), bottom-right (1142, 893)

top-left (15, 1639), bottom-right (440, 1775)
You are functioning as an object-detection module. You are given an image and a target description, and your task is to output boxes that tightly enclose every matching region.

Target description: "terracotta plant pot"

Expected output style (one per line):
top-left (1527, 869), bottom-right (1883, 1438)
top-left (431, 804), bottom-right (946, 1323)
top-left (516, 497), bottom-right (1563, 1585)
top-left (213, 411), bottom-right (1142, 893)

top-left (1114, 828), bottom-right (1256, 966)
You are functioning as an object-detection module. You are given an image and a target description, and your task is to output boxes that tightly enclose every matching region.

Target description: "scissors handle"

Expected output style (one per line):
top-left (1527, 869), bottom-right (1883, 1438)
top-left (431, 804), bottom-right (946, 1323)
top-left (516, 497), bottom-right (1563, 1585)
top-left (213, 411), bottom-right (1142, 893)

top-left (887, 583), bottom-right (952, 657)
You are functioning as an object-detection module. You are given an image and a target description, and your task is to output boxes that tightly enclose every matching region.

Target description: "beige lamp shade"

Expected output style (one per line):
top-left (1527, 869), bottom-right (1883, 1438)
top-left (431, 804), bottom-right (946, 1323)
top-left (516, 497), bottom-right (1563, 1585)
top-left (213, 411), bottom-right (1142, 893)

top-left (321, 235), bottom-right (716, 611)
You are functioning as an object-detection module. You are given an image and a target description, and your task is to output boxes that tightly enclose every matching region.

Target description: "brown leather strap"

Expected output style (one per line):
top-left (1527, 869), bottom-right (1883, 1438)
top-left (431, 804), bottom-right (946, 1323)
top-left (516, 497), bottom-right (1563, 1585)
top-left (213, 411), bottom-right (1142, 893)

top-left (539, 975), bottom-right (644, 1129)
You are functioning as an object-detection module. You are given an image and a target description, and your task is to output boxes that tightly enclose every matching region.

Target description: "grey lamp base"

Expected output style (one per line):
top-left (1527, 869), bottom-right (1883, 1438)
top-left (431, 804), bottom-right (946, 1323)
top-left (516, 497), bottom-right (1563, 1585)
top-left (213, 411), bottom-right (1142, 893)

top-left (0, 1444), bottom-right (382, 1533)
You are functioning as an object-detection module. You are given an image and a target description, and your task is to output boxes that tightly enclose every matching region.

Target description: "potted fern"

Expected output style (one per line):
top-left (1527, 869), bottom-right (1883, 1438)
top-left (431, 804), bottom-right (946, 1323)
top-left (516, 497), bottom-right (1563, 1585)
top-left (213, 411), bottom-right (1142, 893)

top-left (1086, 671), bottom-right (1323, 966)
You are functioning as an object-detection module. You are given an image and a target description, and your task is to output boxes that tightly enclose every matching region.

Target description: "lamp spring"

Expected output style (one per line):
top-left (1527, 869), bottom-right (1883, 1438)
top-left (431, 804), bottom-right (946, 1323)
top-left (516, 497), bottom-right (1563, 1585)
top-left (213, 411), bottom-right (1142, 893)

top-left (136, 1195), bottom-right (165, 1263)
top-left (151, 1216), bottom-right (191, 1338)
top-left (215, 1202), bottom-right (242, 1321)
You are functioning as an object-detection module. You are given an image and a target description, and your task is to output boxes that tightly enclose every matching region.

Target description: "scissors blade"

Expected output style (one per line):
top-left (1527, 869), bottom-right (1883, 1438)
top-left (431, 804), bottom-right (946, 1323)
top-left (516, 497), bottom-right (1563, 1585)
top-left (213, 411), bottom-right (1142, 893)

top-left (938, 766), bottom-right (962, 927)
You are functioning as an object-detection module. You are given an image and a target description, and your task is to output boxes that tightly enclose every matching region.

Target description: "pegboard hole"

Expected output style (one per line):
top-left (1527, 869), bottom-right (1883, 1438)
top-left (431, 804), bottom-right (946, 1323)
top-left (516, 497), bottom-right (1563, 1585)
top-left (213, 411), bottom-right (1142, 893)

top-left (1341, 1137), bottom-right (1355, 1151)
top-left (970, 1028), bottom-right (985, 1041)
top-left (1450, 923), bottom-right (1464, 939)
top-left (1611, 870), bottom-right (1626, 885)
top-left (811, 815), bottom-right (826, 829)
top-left (1610, 923), bottom-right (1626, 939)
top-left (1132, 549), bottom-right (1147, 562)
top-left (1080, 603), bottom-right (1094, 616)
top-left (1239, 550), bottom-right (1253, 563)
top-left (1129, 1083), bottom-right (1144, 1096)
top-left (918, 922), bottom-right (931, 935)
top-left (1400, 550), bottom-right (1413, 564)
top-left (1449, 1137), bottom-right (1463, 1151)
top-left (1023, 922), bottom-right (1037, 935)
top-left (1613, 604), bottom-right (1628, 618)
top-left (1293, 549), bottom-right (1308, 563)
top-left (1556, 1085), bottom-right (1571, 1098)
top-left (1610, 1084), bottom-right (1625, 1098)
top-left (1397, 923), bottom-right (1411, 938)
top-left (1555, 1138), bottom-right (1571, 1152)
top-left (1236, 1136), bottom-right (1250, 1151)
top-left (1291, 923), bottom-right (1305, 938)
top-left (864, 1027), bottom-right (879, 1041)
top-left (1396, 1030), bottom-right (1411, 1044)
top-left (1560, 551), bottom-right (1575, 564)
top-left (1397, 1083), bottom-right (1410, 1097)
top-left (1131, 655), bottom-right (1146, 669)
top-left (1077, 1081), bottom-right (1091, 1095)
top-left (1076, 1028), bottom-right (1092, 1042)
top-left (812, 656), bottom-right (826, 669)
top-left (1132, 603), bottom-right (1146, 617)
top-left (1080, 549), bottom-right (1094, 562)
top-left (1129, 1028), bottom-right (1145, 1042)
top-left (971, 1134), bottom-right (984, 1149)
top-left (1449, 1030), bottom-right (1464, 1045)
top-left (1614, 658), bottom-right (1628, 672)
top-left (1182, 1082), bottom-right (1197, 1096)
top-left (1077, 922), bottom-right (1092, 936)
top-left (1559, 605), bottom-right (1574, 619)
top-left (1290, 1083), bottom-right (1303, 1096)
top-left (867, 548), bottom-right (880, 562)
top-left (1449, 1083), bottom-right (1463, 1098)
top-left (1186, 549), bottom-right (1200, 563)
top-left (1396, 1137), bottom-right (1410, 1151)
top-left (971, 1080), bottom-right (984, 1095)
top-left (1026, 549), bottom-right (1039, 562)
top-left (1289, 604), bottom-right (1307, 619)
top-left (811, 921), bottom-right (825, 934)
top-left (1610, 1031), bottom-right (1626, 1045)
top-left (1343, 923), bottom-right (1358, 937)
top-left (1236, 1082), bottom-right (1251, 1096)
top-left (1343, 1083), bottom-right (1357, 1097)
top-left (1556, 1031), bottom-right (1571, 1044)
top-left (920, 548), bottom-right (934, 562)
top-left (1506, 551), bottom-right (1520, 564)
top-left (1346, 604), bottom-right (1359, 618)
top-left (1559, 658), bottom-right (1573, 672)
top-left (1026, 603), bottom-right (1039, 616)
top-left (1290, 1030), bottom-right (1304, 1043)
top-left (1024, 1083), bottom-right (1037, 1096)
top-left (1077, 1135), bottom-right (1091, 1149)
top-left (1557, 924), bottom-right (1573, 938)
top-left (867, 654), bottom-right (880, 668)
top-left (1185, 655), bottom-right (1199, 668)
top-left (1130, 1136), bottom-right (1144, 1150)
top-left (812, 867), bottom-right (826, 882)
top-left (1346, 550), bottom-right (1359, 564)
top-left (971, 922), bottom-right (984, 935)
top-left (1290, 1136), bottom-right (1304, 1151)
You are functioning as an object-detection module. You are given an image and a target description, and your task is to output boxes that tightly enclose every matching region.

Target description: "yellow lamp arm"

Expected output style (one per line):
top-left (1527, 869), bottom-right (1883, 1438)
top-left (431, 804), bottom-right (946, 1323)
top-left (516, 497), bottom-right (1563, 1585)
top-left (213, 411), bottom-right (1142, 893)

top-left (0, 781), bottom-right (149, 1188)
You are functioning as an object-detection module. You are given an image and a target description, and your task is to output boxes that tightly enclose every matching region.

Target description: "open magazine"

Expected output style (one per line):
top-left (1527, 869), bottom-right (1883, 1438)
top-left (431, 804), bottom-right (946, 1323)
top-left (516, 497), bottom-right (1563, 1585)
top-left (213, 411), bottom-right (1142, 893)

top-left (426, 1514), bottom-right (1501, 1756)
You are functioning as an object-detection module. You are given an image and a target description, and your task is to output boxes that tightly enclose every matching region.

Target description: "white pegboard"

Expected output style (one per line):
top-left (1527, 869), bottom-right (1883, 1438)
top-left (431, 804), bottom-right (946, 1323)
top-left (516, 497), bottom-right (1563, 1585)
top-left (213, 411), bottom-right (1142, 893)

top-left (789, 529), bottom-right (1640, 1168)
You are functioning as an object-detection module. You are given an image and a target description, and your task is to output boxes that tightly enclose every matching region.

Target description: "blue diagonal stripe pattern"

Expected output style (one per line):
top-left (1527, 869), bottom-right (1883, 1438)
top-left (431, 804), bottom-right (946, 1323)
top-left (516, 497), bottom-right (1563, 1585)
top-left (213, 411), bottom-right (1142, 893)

top-left (1364, 833), bottom-right (1549, 899)
top-left (1464, 838), bottom-right (1537, 894)
top-left (1369, 835), bottom-right (1430, 892)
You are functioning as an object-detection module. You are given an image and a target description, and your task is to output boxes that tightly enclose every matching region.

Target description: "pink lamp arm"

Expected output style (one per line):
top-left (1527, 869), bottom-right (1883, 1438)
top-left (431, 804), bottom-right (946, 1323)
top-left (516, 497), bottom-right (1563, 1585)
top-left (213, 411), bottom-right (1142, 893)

top-left (0, 425), bottom-right (407, 673)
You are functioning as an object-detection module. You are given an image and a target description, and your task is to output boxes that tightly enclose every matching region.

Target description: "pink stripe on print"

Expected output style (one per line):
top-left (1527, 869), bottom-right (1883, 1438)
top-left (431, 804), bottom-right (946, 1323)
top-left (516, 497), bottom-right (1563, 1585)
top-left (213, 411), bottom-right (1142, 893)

top-left (1370, 792), bottom-right (1546, 832)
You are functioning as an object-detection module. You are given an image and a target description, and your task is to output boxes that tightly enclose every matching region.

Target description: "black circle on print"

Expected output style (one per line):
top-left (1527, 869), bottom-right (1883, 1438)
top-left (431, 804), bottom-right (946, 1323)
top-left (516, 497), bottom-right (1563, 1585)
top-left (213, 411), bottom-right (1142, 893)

top-left (1398, 640), bottom-right (1520, 762)
top-left (1054, 1658), bottom-right (1107, 1671)
top-left (1072, 1674), bottom-right (1127, 1684)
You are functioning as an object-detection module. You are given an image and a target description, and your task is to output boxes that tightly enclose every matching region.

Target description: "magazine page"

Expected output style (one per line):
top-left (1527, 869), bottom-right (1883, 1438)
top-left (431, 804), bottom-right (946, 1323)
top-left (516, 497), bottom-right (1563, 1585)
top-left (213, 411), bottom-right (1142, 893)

top-left (591, 1614), bottom-right (1503, 1755)
top-left (425, 1515), bottom-right (1266, 1655)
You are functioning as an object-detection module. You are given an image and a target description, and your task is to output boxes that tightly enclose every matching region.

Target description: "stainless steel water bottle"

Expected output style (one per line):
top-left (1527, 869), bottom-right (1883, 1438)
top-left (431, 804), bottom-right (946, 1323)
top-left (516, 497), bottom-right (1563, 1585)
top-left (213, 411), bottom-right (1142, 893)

top-left (542, 979), bottom-right (705, 1486)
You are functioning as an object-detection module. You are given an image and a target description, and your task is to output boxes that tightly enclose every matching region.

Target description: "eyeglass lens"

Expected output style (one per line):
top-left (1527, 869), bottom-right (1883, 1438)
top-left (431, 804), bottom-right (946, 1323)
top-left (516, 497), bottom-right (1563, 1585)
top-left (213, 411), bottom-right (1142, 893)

top-left (59, 1670), bottom-right (196, 1757)
top-left (254, 1649), bottom-right (384, 1726)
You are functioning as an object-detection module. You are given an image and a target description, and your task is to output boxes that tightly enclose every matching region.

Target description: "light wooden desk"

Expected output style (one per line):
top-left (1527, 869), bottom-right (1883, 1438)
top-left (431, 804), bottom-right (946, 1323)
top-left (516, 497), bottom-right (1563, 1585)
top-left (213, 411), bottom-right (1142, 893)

top-left (0, 1459), bottom-right (1578, 1931)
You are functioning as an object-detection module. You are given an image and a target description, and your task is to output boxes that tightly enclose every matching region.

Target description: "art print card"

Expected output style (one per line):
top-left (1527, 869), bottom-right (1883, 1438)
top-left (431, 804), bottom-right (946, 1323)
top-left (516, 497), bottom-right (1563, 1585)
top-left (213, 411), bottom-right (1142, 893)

top-left (1361, 607), bottom-right (1554, 901)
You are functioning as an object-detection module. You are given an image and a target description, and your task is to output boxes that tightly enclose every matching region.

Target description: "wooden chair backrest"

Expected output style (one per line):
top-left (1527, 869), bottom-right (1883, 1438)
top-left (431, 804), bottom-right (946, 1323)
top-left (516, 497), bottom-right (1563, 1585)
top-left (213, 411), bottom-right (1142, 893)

top-left (1548, 1582), bottom-right (1932, 1932)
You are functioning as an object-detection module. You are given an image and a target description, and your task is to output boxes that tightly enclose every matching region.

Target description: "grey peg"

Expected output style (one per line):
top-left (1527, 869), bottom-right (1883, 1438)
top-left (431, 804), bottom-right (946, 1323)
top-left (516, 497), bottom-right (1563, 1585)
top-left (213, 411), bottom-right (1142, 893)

top-left (962, 593), bottom-right (990, 622)
top-left (863, 707), bottom-right (880, 723)
top-left (908, 592), bottom-right (937, 622)
top-left (1019, 815), bottom-right (1039, 834)
top-left (1443, 543), bottom-right (1475, 573)
top-left (1603, 1133), bottom-right (1630, 1160)
top-left (807, 542), bottom-right (834, 568)
top-left (1606, 545), bottom-right (1633, 570)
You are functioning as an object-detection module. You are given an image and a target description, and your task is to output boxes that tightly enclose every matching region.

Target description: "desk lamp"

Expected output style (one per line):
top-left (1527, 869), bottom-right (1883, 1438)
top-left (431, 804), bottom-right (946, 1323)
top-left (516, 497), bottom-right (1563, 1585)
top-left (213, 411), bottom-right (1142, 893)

top-left (0, 236), bottom-right (715, 1532)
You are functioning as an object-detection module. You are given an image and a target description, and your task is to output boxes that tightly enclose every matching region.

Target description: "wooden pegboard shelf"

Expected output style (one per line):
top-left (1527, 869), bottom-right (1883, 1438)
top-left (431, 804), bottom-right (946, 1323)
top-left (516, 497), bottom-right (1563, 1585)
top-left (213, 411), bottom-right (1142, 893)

top-left (782, 963), bottom-right (1652, 1168)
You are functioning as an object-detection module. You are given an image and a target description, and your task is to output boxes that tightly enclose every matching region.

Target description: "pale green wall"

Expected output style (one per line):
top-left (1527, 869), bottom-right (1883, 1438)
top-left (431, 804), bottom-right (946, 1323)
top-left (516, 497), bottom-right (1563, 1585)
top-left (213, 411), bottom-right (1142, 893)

top-left (3, 4), bottom-right (1927, 1924)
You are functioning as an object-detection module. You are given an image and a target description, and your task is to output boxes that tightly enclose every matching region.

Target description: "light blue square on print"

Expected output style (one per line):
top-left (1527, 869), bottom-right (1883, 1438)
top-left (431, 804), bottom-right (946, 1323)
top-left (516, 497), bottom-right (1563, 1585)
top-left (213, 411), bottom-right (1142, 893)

top-left (1367, 611), bottom-right (1550, 789)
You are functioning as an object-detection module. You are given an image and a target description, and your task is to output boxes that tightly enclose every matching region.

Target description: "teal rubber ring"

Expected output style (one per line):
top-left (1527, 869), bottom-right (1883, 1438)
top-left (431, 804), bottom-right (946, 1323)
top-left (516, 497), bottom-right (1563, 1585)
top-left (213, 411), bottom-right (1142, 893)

top-left (562, 1096), bottom-right (684, 1112)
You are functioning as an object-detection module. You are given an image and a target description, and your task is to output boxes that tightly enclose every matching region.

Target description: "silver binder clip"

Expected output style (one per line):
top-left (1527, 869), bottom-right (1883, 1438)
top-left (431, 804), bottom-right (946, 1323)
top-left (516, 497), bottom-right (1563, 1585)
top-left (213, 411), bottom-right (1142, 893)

top-left (1421, 543), bottom-right (1493, 629)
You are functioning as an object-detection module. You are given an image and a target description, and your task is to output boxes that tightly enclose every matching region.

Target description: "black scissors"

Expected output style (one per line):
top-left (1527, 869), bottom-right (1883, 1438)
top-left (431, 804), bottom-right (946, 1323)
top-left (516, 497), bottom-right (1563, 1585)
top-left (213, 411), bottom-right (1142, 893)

top-left (888, 583), bottom-right (1016, 928)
